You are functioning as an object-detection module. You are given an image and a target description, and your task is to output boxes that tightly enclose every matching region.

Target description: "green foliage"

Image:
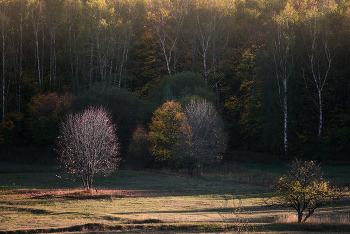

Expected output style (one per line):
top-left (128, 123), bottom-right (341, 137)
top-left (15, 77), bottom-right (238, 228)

top-left (148, 72), bottom-right (215, 104)
top-left (222, 48), bottom-right (264, 151)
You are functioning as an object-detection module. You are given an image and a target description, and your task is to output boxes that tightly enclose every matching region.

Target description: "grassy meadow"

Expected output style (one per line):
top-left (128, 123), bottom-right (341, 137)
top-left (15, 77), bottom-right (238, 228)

top-left (1, 154), bottom-right (350, 233)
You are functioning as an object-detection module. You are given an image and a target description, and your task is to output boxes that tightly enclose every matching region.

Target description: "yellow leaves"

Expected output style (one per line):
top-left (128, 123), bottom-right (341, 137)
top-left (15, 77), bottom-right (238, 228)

top-left (272, 159), bottom-right (348, 222)
top-left (274, 2), bottom-right (299, 27)
top-left (86, 0), bottom-right (107, 12)
top-left (99, 18), bottom-right (108, 28)
top-left (148, 101), bottom-right (186, 161)
top-left (273, 0), bottom-right (339, 29)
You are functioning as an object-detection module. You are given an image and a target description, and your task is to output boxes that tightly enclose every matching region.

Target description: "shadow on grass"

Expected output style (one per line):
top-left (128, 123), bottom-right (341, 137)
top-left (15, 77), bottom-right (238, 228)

top-left (31, 191), bottom-right (125, 200)
top-left (0, 205), bottom-right (53, 215)
top-left (2, 222), bottom-right (350, 234)
top-left (113, 204), bottom-right (269, 215)
top-left (0, 204), bottom-right (90, 217)
top-left (261, 222), bottom-right (350, 232)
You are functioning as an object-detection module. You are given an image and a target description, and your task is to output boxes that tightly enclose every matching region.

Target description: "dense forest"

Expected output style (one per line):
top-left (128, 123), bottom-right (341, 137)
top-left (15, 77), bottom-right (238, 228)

top-left (1, 0), bottom-right (350, 165)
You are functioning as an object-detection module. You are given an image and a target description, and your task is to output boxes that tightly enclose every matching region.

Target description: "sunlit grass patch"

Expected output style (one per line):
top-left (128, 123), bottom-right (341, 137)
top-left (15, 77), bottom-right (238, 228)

top-left (276, 212), bottom-right (350, 225)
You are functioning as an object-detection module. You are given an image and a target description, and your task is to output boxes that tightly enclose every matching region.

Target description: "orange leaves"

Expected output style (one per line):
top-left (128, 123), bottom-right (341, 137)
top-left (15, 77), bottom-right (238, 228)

top-left (148, 100), bottom-right (187, 161)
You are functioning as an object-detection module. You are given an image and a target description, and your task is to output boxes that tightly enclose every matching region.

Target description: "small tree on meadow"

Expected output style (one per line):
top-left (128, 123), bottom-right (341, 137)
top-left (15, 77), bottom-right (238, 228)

top-left (175, 99), bottom-right (226, 177)
top-left (272, 158), bottom-right (348, 222)
top-left (57, 106), bottom-right (120, 191)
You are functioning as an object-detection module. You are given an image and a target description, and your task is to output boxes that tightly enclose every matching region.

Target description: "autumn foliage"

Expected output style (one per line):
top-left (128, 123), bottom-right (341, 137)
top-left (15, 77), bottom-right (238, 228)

top-left (148, 101), bottom-right (187, 164)
top-left (272, 159), bottom-right (348, 222)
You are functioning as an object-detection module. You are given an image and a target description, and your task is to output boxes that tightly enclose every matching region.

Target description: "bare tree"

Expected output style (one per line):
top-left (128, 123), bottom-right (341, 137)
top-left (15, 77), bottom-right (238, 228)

top-left (57, 106), bottom-right (120, 191)
top-left (272, 158), bottom-right (347, 223)
top-left (176, 99), bottom-right (226, 177)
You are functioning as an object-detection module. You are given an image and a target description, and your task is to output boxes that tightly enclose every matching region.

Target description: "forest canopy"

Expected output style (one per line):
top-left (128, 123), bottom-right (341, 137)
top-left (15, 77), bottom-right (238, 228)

top-left (1, 0), bottom-right (350, 163)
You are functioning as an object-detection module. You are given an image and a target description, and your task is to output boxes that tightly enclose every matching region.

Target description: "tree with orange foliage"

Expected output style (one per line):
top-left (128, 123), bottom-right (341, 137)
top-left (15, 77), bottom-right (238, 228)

top-left (148, 100), bottom-right (188, 166)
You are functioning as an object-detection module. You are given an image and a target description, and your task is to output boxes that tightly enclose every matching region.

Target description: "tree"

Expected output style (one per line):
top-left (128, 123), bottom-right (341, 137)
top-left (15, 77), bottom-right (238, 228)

top-left (147, 72), bottom-right (216, 105)
top-left (127, 125), bottom-right (153, 169)
top-left (44, 0), bottom-right (64, 86)
top-left (71, 83), bottom-right (149, 157)
top-left (0, 0), bottom-right (9, 124)
top-left (64, 0), bottom-right (82, 93)
top-left (272, 158), bottom-right (347, 223)
top-left (148, 100), bottom-right (187, 166)
top-left (84, 0), bottom-right (116, 84)
top-left (301, 0), bottom-right (338, 142)
top-left (57, 106), bottom-right (120, 191)
top-left (27, 92), bottom-right (72, 146)
top-left (147, 0), bottom-right (187, 75)
top-left (176, 99), bottom-right (226, 177)
top-left (188, 0), bottom-right (230, 84)
top-left (266, 2), bottom-right (298, 159)
top-left (27, 0), bottom-right (45, 86)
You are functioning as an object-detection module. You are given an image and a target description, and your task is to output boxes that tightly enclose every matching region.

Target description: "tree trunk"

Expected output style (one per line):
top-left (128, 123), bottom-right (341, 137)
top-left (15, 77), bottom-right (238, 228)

top-left (298, 212), bottom-right (303, 223)
top-left (303, 209), bottom-right (314, 222)
top-left (2, 25), bottom-right (5, 124)
top-left (19, 5), bottom-right (23, 116)
top-left (90, 38), bottom-right (94, 87)
top-left (283, 79), bottom-right (288, 159)
top-left (317, 90), bottom-right (322, 141)
top-left (196, 162), bottom-right (203, 177)
top-left (85, 174), bottom-right (94, 191)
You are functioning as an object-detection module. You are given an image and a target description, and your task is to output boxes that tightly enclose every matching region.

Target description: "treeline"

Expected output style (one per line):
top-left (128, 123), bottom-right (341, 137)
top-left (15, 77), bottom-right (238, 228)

top-left (1, 0), bottom-right (350, 164)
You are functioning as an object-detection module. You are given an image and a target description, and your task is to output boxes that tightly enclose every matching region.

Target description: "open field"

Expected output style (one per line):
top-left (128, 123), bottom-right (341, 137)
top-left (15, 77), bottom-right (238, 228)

top-left (1, 161), bottom-right (350, 233)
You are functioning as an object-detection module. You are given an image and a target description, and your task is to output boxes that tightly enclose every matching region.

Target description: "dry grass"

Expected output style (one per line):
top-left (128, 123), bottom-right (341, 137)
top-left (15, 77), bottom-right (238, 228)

top-left (276, 212), bottom-right (350, 225)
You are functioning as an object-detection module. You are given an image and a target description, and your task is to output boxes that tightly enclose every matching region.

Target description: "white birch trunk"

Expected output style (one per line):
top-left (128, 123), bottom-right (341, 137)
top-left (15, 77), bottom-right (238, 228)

top-left (318, 90), bottom-right (322, 141)
top-left (270, 22), bottom-right (294, 159)
top-left (147, 0), bottom-right (185, 76)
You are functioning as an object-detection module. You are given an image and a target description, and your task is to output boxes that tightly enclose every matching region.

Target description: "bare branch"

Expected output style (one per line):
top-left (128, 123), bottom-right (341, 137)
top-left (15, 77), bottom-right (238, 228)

top-left (57, 106), bottom-right (120, 191)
